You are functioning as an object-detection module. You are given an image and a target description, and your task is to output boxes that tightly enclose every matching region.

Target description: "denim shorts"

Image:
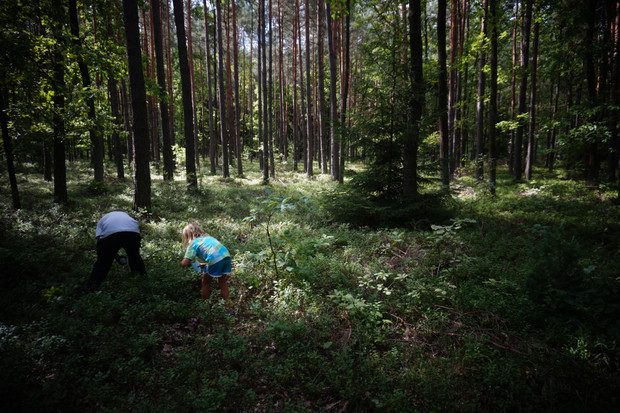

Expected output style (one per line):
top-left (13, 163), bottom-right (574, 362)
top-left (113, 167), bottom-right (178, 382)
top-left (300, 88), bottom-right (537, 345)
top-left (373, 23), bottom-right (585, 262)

top-left (206, 257), bottom-right (232, 277)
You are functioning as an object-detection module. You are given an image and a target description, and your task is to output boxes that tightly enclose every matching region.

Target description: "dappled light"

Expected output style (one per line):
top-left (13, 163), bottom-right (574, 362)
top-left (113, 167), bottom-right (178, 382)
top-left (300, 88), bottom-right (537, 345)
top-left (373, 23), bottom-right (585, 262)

top-left (1, 162), bottom-right (619, 411)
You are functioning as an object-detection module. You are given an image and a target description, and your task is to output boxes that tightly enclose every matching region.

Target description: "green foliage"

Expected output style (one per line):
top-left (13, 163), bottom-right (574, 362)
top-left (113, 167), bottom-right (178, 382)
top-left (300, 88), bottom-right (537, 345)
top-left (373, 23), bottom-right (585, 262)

top-left (1, 161), bottom-right (619, 412)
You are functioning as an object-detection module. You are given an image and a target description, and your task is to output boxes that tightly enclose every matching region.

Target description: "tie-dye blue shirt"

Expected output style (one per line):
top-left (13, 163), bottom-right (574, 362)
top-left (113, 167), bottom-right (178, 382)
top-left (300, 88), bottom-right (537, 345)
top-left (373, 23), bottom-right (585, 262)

top-left (184, 236), bottom-right (230, 265)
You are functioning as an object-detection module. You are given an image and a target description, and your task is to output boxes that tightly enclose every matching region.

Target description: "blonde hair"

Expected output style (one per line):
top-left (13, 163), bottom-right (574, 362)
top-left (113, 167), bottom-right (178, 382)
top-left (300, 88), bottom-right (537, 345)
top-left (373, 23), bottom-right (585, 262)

top-left (182, 222), bottom-right (206, 247)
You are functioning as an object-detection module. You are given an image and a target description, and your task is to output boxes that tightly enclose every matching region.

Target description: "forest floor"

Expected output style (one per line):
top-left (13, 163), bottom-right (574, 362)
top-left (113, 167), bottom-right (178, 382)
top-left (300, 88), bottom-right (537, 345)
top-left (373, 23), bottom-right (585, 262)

top-left (1, 160), bottom-right (619, 412)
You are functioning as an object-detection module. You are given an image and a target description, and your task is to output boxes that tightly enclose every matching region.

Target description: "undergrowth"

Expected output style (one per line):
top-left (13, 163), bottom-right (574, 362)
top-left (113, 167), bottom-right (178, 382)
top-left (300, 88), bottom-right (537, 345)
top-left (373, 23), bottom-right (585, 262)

top-left (0, 161), bottom-right (619, 412)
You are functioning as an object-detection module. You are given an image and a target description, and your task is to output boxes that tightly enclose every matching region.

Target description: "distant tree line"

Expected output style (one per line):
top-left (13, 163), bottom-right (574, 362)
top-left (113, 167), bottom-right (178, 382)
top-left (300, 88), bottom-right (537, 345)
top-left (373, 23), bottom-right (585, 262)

top-left (1, 0), bottom-right (619, 210)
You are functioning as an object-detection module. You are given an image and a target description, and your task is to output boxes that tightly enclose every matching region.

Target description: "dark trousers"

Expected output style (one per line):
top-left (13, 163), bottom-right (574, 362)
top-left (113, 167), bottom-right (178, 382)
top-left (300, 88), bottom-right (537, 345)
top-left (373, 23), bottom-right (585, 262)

top-left (86, 232), bottom-right (146, 290)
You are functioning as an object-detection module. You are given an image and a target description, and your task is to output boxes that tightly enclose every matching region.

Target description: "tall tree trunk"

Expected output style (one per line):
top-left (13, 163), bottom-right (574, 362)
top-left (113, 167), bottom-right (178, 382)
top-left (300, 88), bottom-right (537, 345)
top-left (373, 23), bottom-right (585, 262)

top-left (269, 0), bottom-right (275, 178)
top-left (123, 0), bottom-right (152, 211)
top-left (448, 0), bottom-right (460, 175)
top-left (404, 0), bottom-right (424, 199)
top-left (613, 0), bottom-right (620, 200)
top-left (438, 0), bottom-right (450, 186)
top-left (173, 0), bottom-right (197, 187)
top-left (338, 0), bottom-right (351, 183)
top-left (292, 3), bottom-right (299, 171)
top-left (261, 0), bottom-right (269, 182)
top-left (51, 0), bottom-right (68, 203)
top-left (305, 0), bottom-right (314, 177)
top-left (186, 0), bottom-right (200, 170)
top-left (165, 0), bottom-right (175, 147)
top-left (278, 0), bottom-right (288, 161)
top-left (297, 0), bottom-right (307, 173)
top-left (233, 0), bottom-right (242, 176)
top-left (69, 0), bottom-right (104, 184)
top-left (0, 89), bottom-right (21, 209)
top-left (488, 0), bottom-right (498, 193)
top-left (108, 77), bottom-right (125, 180)
top-left (514, 0), bottom-right (532, 181)
top-left (585, 0), bottom-right (599, 181)
top-left (326, 1), bottom-right (339, 180)
top-left (525, 4), bottom-right (539, 181)
top-left (215, 0), bottom-right (229, 178)
top-left (152, 0), bottom-right (174, 181)
top-left (203, 1), bottom-right (217, 174)
top-left (475, 0), bottom-right (488, 181)
top-left (317, 0), bottom-right (327, 174)
top-left (509, 0), bottom-right (519, 175)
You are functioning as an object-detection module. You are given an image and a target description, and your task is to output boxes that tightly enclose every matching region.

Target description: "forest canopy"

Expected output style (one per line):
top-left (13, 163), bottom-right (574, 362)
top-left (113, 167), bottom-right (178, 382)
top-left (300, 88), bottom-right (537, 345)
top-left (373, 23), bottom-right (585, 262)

top-left (1, 0), bottom-right (619, 209)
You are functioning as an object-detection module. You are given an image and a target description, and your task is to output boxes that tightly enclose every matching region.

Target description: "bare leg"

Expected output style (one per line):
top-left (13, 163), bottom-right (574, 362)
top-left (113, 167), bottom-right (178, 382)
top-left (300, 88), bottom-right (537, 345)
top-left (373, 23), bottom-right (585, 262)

top-left (201, 274), bottom-right (211, 300)
top-left (217, 274), bottom-right (230, 302)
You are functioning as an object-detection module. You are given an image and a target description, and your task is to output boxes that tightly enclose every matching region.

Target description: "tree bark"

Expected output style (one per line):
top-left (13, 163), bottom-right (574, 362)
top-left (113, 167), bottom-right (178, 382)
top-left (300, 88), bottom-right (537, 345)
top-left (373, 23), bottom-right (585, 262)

top-left (305, 0), bottom-right (314, 177)
top-left (475, 0), bottom-right (487, 181)
top-left (108, 77), bottom-right (125, 180)
top-left (173, 0), bottom-right (198, 187)
top-left (438, 0), bottom-right (450, 186)
top-left (152, 0), bottom-right (174, 181)
top-left (514, 0), bottom-right (532, 181)
top-left (203, 1), bottom-right (217, 175)
top-left (69, 0), bottom-right (104, 184)
top-left (123, 0), bottom-right (152, 211)
top-left (0, 89), bottom-right (21, 209)
top-left (404, 0), bottom-right (424, 199)
top-left (326, 1), bottom-right (339, 180)
top-left (339, 0), bottom-right (351, 183)
top-left (232, 0), bottom-right (242, 176)
top-left (215, 0), bottom-right (229, 178)
top-left (488, 0), bottom-right (498, 193)
top-left (448, 0), bottom-right (459, 175)
top-left (525, 4), bottom-right (539, 181)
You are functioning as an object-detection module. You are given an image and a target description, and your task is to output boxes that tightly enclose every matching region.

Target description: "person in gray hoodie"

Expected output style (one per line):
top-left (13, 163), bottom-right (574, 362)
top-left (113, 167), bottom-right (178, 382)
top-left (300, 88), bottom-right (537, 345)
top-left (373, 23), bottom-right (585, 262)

top-left (85, 211), bottom-right (147, 291)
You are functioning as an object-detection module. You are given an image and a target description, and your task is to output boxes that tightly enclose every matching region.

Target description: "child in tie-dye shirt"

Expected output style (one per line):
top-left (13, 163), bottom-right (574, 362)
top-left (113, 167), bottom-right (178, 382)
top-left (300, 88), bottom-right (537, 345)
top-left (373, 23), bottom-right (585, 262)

top-left (180, 222), bottom-right (231, 304)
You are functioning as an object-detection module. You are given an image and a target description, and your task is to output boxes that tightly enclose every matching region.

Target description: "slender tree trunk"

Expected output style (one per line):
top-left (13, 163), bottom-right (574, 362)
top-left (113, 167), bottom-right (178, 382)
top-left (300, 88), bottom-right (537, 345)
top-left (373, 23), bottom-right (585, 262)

top-left (514, 0), bottom-right (532, 181)
top-left (404, 0), bottom-right (424, 199)
top-left (233, 0), bottom-right (242, 176)
top-left (338, 0), bottom-right (351, 183)
top-left (488, 0), bottom-right (498, 193)
top-left (525, 4), bottom-right (539, 181)
top-left (317, 0), bottom-right (327, 174)
top-left (69, 0), bottom-right (104, 183)
top-left (225, 0), bottom-right (235, 171)
top-left (51, 0), bottom-right (68, 203)
top-left (475, 0), bottom-right (488, 181)
top-left (278, 0), bottom-right (288, 161)
top-left (305, 0), bottom-right (314, 177)
top-left (203, 1), bottom-right (217, 174)
top-left (215, 0), bottom-right (229, 178)
top-left (123, 0), bottom-right (152, 211)
top-left (585, 0), bottom-right (599, 181)
top-left (297, 0), bottom-right (307, 172)
top-left (173, 0), bottom-right (198, 187)
top-left (613, 0), bottom-right (620, 199)
top-left (326, 1), bottom-right (339, 180)
top-left (269, 0), bottom-right (275, 178)
top-left (509, 0), bottom-right (519, 175)
top-left (109, 77), bottom-right (125, 180)
top-left (261, 0), bottom-right (269, 182)
top-left (186, 0), bottom-right (200, 170)
top-left (438, 0), bottom-right (449, 186)
top-left (165, 0), bottom-right (175, 146)
top-left (292, 4), bottom-right (299, 171)
top-left (0, 89), bottom-right (21, 209)
top-left (152, 0), bottom-right (174, 180)
top-left (448, 0), bottom-right (459, 174)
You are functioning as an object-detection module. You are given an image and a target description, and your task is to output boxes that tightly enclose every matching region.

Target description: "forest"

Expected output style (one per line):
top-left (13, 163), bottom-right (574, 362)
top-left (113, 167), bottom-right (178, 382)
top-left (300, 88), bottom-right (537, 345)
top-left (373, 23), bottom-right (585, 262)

top-left (1, 0), bottom-right (620, 411)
